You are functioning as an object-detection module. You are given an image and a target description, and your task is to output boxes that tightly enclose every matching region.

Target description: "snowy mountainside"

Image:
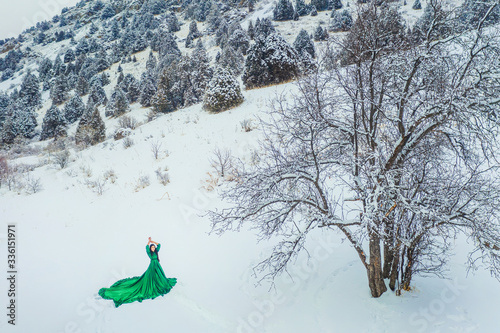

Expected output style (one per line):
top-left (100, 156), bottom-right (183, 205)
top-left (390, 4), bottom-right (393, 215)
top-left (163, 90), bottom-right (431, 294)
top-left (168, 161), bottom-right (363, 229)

top-left (1, 0), bottom-right (500, 332)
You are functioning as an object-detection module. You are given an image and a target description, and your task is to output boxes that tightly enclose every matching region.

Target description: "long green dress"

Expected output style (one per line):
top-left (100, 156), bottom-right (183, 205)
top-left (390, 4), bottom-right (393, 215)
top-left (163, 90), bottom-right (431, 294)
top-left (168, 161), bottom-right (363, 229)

top-left (98, 244), bottom-right (177, 307)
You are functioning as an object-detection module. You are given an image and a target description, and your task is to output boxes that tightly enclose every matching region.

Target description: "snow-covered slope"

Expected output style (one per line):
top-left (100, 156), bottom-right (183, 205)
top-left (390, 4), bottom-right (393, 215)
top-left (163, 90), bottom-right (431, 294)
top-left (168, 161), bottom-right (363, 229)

top-left (1, 77), bottom-right (500, 332)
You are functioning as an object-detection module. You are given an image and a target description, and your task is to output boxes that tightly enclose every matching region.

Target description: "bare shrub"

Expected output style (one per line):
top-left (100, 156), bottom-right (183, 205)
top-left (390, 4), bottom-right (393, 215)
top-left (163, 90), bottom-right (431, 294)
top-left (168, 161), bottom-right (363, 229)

top-left (103, 169), bottom-right (117, 184)
top-left (118, 115), bottom-right (139, 130)
top-left (85, 178), bottom-right (107, 196)
top-left (146, 110), bottom-right (158, 122)
top-left (209, 147), bottom-right (233, 178)
top-left (202, 172), bottom-right (219, 192)
top-left (114, 128), bottom-right (132, 140)
top-left (151, 141), bottom-right (162, 160)
top-left (155, 168), bottom-right (170, 186)
top-left (122, 137), bottom-right (134, 149)
top-left (53, 150), bottom-right (71, 169)
top-left (240, 119), bottom-right (253, 132)
top-left (25, 173), bottom-right (43, 194)
top-left (135, 175), bottom-right (151, 191)
top-left (80, 165), bottom-right (93, 178)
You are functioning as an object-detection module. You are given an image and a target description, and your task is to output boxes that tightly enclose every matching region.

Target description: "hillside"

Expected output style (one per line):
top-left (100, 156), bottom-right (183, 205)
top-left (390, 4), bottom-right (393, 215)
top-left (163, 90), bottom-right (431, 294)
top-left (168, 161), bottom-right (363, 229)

top-left (1, 0), bottom-right (500, 332)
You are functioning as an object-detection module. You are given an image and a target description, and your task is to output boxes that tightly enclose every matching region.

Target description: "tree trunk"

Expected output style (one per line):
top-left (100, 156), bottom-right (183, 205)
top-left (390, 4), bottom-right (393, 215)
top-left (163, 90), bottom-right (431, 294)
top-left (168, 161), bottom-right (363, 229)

top-left (401, 246), bottom-right (414, 291)
top-left (389, 241), bottom-right (401, 291)
top-left (383, 219), bottom-right (394, 279)
top-left (367, 231), bottom-right (387, 297)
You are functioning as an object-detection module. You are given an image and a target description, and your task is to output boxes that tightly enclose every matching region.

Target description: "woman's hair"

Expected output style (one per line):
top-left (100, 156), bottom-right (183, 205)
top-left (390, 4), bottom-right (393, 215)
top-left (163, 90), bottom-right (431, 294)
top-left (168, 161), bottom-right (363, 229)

top-left (149, 244), bottom-right (160, 262)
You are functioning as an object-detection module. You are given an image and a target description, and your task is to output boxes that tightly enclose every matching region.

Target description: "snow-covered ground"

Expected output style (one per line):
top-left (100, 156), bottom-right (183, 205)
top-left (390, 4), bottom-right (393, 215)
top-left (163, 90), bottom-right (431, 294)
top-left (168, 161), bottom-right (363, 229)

top-left (1, 78), bottom-right (500, 332)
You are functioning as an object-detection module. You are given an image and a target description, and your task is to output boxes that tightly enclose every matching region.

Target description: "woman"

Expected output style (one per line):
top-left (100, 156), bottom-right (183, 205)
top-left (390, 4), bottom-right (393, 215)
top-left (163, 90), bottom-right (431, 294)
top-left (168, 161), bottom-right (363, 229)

top-left (98, 237), bottom-right (177, 307)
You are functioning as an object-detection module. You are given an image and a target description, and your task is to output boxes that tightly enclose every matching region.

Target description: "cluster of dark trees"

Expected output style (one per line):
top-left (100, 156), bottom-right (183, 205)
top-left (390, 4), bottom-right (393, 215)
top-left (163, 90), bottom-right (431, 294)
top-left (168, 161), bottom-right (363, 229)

top-left (1, 0), bottom-right (499, 151)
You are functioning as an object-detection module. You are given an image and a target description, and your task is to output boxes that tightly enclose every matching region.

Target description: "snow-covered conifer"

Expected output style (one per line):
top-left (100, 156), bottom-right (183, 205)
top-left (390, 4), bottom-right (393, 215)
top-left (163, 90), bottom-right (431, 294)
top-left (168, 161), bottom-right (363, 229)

top-left (76, 75), bottom-right (89, 96)
top-left (243, 33), bottom-right (301, 89)
top-left (296, 0), bottom-right (310, 16)
top-left (40, 105), bottom-right (67, 140)
top-left (101, 4), bottom-right (115, 20)
top-left (75, 106), bottom-right (105, 146)
top-left (140, 72), bottom-right (157, 107)
top-left (310, 5), bottom-right (318, 16)
top-left (311, 0), bottom-right (329, 11)
top-left (1, 103), bottom-right (37, 143)
top-left (228, 29), bottom-right (250, 55)
top-left (314, 25), bottom-right (328, 41)
top-left (217, 45), bottom-right (244, 76)
top-left (331, 9), bottom-right (353, 32)
top-left (331, 0), bottom-right (343, 10)
top-left (294, 29), bottom-right (315, 58)
top-left (64, 48), bottom-right (76, 63)
top-left (63, 94), bottom-right (85, 124)
top-left (273, 0), bottom-right (295, 21)
top-left (50, 74), bottom-right (68, 105)
top-left (19, 72), bottom-right (42, 109)
top-left (203, 67), bottom-right (244, 113)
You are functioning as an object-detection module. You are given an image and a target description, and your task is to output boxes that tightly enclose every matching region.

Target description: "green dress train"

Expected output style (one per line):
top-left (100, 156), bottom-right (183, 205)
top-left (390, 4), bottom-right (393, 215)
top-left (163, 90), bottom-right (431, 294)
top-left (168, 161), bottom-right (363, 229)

top-left (98, 244), bottom-right (177, 307)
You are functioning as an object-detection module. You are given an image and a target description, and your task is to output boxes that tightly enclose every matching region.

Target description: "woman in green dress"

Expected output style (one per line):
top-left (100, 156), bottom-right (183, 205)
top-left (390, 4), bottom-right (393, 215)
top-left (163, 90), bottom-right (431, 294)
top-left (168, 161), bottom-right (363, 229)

top-left (98, 237), bottom-right (177, 307)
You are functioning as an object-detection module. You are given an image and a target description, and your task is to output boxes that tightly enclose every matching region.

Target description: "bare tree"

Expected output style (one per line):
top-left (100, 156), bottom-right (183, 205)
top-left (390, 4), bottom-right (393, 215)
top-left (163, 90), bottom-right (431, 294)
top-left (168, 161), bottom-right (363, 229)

top-left (210, 2), bottom-right (500, 297)
top-left (210, 147), bottom-right (233, 178)
top-left (151, 140), bottom-right (162, 160)
top-left (53, 150), bottom-right (70, 169)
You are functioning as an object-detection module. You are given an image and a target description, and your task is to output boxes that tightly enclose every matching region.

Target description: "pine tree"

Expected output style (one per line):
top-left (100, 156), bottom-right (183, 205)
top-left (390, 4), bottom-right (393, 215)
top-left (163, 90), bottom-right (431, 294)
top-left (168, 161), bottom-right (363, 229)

top-left (248, 21), bottom-right (255, 40)
top-left (140, 72), bottom-right (157, 107)
top-left (164, 12), bottom-right (181, 32)
top-left (243, 33), bottom-right (301, 89)
top-left (146, 51), bottom-right (158, 75)
top-left (63, 94), bottom-right (85, 124)
top-left (273, 0), bottom-right (295, 21)
top-left (294, 29), bottom-right (315, 58)
top-left (1, 103), bottom-right (37, 143)
top-left (64, 48), bottom-right (76, 63)
top-left (0, 92), bottom-right (10, 128)
top-left (217, 45), bottom-right (245, 75)
top-left (75, 105), bottom-right (105, 146)
top-left (248, 0), bottom-right (255, 12)
top-left (152, 69), bottom-right (174, 113)
top-left (101, 4), bottom-right (115, 20)
top-left (38, 57), bottom-right (53, 82)
top-left (228, 29), bottom-right (251, 55)
top-left (154, 26), bottom-right (181, 59)
top-left (311, 0), bottom-right (329, 11)
top-left (76, 75), bottom-right (89, 96)
top-left (296, 0), bottom-right (310, 16)
top-left (88, 80), bottom-right (108, 106)
top-left (311, 5), bottom-right (318, 16)
top-left (40, 105), bottom-right (67, 141)
top-left (331, 9), bottom-right (353, 32)
top-left (412, 0), bottom-right (421, 10)
top-left (127, 80), bottom-right (141, 103)
top-left (254, 18), bottom-right (276, 39)
top-left (95, 49), bottom-right (110, 72)
top-left (187, 20), bottom-right (202, 40)
top-left (75, 38), bottom-right (90, 56)
top-left (19, 72), bottom-right (42, 109)
top-left (203, 67), bottom-right (244, 112)
top-left (331, 0), bottom-right (343, 10)
top-left (314, 25), bottom-right (328, 41)
top-left (50, 74), bottom-right (68, 105)
top-left (106, 87), bottom-right (129, 117)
